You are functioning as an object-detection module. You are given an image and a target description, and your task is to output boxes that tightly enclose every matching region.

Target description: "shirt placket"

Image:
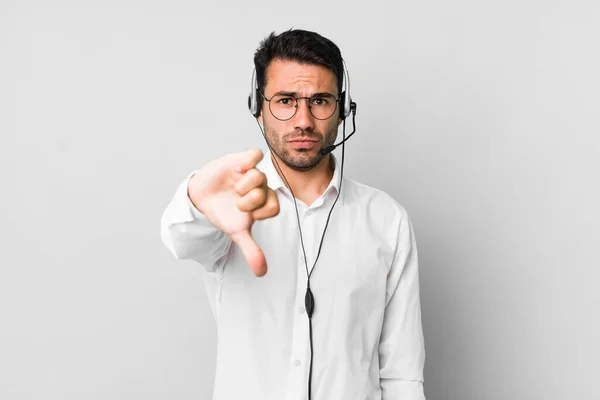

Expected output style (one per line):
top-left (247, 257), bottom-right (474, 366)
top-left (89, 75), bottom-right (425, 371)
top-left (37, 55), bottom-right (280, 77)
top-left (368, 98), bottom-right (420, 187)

top-left (285, 202), bottom-right (314, 400)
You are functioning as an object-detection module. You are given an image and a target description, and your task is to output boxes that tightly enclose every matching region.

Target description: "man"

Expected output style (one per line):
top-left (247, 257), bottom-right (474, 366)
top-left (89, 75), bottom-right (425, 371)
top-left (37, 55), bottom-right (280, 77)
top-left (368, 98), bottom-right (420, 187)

top-left (161, 29), bottom-right (425, 400)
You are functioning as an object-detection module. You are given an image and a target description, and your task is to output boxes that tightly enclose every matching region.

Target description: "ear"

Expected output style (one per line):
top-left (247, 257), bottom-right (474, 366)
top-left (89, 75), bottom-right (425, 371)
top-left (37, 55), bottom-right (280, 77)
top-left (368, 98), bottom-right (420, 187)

top-left (337, 117), bottom-right (343, 127)
top-left (258, 112), bottom-right (264, 125)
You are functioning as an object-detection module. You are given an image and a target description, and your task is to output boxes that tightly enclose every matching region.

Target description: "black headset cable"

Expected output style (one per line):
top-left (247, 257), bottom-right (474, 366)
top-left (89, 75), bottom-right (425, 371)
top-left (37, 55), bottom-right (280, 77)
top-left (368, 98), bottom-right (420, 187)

top-left (254, 111), bottom-right (354, 400)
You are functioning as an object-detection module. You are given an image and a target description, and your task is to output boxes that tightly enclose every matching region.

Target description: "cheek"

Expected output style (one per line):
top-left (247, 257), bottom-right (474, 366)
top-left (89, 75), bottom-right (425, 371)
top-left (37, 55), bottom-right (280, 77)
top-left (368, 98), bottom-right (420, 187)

top-left (265, 117), bottom-right (293, 135)
top-left (321, 120), bottom-right (339, 136)
top-left (264, 120), bottom-right (287, 142)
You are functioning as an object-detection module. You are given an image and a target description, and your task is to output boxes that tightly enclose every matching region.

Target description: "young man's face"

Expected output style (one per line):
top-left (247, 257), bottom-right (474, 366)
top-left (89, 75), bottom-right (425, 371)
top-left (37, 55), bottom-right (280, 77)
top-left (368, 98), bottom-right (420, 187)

top-left (258, 59), bottom-right (342, 171)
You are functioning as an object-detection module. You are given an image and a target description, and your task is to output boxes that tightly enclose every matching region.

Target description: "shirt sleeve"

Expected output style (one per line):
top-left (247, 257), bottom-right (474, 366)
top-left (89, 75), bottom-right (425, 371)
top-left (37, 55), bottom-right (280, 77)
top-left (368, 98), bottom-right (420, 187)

top-left (379, 209), bottom-right (426, 400)
top-left (160, 171), bottom-right (232, 272)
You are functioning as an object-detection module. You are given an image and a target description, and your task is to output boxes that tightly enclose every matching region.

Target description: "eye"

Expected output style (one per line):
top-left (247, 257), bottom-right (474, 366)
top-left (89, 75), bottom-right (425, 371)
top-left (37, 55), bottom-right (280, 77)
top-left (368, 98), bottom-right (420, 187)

top-left (275, 96), bottom-right (295, 106)
top-left (311, 97), bottom-right (329, 106)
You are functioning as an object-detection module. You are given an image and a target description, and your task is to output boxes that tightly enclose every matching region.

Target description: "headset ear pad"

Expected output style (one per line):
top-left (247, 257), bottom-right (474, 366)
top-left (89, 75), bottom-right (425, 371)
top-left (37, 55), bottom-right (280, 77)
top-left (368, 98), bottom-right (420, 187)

top-left (339, 91), bottom-right (346, 120)
top-left (255, 90), bottom-right (263, 118)
top-left (248, 89), bottom-right (262, 118)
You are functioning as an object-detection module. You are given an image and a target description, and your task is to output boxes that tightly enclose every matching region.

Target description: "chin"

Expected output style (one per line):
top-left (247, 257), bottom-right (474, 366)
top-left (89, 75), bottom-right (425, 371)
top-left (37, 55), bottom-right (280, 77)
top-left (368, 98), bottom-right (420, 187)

top-left (285, 153), bottom-right (324, 171)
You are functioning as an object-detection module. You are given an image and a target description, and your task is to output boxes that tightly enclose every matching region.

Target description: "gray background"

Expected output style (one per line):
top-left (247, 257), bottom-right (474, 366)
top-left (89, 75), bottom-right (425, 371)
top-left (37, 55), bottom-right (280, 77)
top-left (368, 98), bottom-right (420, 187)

top-left (1, 1), bottom-right (599, 399)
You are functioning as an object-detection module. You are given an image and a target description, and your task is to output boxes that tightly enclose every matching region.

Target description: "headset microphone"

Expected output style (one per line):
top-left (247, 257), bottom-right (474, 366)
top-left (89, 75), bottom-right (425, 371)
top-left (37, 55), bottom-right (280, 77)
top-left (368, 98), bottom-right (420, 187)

top-left (320, 102), bottom-right (357, 156)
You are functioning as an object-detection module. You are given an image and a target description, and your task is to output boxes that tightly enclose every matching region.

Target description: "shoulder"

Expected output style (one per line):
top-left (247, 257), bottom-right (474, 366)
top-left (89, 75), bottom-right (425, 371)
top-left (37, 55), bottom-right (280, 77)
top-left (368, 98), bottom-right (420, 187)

top-left (341, 177), bottom-right (410, 229)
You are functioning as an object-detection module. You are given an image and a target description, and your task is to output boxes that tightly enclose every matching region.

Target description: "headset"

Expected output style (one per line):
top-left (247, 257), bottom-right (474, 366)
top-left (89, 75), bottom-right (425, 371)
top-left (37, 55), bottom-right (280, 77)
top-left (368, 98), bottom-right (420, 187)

top-left (247, 60), bottom-right (357, 400)
top-left (248, 60), bottom-right (356, 121)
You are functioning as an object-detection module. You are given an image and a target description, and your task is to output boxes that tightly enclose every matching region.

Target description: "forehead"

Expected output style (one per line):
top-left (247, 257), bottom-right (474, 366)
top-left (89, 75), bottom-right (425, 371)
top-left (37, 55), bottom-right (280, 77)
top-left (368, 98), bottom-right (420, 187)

top-left (264, 59), bottom-right (337, 94)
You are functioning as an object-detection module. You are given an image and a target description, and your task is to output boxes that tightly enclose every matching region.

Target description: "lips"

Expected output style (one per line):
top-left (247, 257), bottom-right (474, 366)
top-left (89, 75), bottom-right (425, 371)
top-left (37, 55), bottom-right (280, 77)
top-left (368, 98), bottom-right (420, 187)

top-left (287, 135), bottom-right (320, 142)
top-left (288, 139), bottom-right (318, 149)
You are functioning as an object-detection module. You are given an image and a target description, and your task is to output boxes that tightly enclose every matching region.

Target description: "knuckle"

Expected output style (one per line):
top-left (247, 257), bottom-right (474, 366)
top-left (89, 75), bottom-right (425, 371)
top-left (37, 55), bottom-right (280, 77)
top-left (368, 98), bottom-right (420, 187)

top-left (258, 171), bottom-right (267, 186)
top-left (270, 201), bottom-right (280, 216)
top-left (234, 179), bottom-right (245, 194)
top-left (251, 188), bottom-right (267, 205)
top-left (259, 190), bottom-right (269, 206)
top-left (250, 169), bottom-right (266, 186)
top-left (263, 196), bottom-right (279, 216)
top-left (237, 198), bottom-right (250, 211)
top-left (235, 169), bottom-right (265, 195)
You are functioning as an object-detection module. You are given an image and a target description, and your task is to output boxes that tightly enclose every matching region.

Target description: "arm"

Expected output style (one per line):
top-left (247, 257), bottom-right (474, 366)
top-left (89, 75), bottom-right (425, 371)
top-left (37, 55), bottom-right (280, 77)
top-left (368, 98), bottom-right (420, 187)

top-left (379, 211), bottom-right (426, 400)
top-left (160, 171), bottom-right (233, 272)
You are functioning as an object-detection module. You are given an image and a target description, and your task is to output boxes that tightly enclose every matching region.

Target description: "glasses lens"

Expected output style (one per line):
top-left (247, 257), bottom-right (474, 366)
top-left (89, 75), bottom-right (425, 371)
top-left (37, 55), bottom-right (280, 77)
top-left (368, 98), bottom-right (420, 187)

top-left (269, 95), bottom-right (297, 120)
top-left (308, 94), bottom-right (337, 120)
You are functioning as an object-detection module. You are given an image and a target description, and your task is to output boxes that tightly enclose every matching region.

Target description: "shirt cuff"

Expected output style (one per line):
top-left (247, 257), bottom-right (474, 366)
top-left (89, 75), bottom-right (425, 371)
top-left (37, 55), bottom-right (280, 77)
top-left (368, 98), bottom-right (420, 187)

top-left (186, 172), bottom-right (205, 220)
top-left (166, 169), bottom-right (206, 226)
top-left (380, 379), bottom-right (426, 400)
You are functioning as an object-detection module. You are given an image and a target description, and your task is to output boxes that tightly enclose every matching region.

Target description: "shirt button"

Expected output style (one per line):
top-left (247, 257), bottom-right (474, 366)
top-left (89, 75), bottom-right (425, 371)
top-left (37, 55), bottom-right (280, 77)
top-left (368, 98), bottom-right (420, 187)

top-left (295, 360), bottom-right (301, 367)
top-left (299, 307), bottom-right (305, 314)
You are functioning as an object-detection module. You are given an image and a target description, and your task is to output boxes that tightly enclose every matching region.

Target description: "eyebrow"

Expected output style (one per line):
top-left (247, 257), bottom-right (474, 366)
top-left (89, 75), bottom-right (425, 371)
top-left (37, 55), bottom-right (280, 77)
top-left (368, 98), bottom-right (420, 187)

top-left (272, 91), bottom-right (336, 98)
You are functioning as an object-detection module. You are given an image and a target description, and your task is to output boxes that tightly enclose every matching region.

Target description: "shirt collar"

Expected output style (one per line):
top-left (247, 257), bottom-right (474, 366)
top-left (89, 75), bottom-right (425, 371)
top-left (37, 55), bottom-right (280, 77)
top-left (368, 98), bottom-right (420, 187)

top-left (256, 149), bottom-right (345, 205)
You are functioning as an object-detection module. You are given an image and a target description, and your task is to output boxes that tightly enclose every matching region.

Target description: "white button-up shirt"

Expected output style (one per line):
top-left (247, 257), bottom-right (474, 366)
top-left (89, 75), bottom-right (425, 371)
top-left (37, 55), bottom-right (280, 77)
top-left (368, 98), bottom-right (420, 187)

top-left (160, 153), bottom-right (426, 400)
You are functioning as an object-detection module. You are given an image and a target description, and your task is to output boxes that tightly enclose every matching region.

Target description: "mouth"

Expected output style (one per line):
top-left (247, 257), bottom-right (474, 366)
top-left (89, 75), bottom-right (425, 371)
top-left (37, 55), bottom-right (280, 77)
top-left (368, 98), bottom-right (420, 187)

top-left (288, 139), bottom-right (319, 150)
top-left (287, 134), bottom-right (321, 143)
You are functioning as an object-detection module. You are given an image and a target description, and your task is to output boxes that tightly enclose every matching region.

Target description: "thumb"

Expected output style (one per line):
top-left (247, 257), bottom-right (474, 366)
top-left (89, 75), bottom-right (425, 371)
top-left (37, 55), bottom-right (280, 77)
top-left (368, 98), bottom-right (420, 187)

top-left (230, 229), bottom-right (267, 277)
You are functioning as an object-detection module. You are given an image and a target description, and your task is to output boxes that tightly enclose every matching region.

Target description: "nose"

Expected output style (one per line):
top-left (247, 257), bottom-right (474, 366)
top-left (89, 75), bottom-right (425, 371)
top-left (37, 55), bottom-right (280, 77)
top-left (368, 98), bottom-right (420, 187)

top-left (293, 98), bottom-right (315, 132)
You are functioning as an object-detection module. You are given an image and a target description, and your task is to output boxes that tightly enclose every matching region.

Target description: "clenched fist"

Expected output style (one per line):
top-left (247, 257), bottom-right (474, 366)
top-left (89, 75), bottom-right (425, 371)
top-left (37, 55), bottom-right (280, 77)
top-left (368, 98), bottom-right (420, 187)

top-left (188, 149), bottom-right (280, 277)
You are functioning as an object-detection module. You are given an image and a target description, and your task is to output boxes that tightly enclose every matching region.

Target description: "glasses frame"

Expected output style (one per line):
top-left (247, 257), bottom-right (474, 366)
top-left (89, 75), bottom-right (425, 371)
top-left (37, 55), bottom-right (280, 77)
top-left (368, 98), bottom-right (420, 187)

top-left (260, 91), bottom-right (340, 121)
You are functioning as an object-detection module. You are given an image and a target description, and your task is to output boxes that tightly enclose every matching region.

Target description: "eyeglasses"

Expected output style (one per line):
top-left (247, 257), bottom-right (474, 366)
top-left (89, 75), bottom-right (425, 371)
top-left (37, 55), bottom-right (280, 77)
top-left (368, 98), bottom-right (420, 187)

top-left (260, 92), bottom-right (339, 121)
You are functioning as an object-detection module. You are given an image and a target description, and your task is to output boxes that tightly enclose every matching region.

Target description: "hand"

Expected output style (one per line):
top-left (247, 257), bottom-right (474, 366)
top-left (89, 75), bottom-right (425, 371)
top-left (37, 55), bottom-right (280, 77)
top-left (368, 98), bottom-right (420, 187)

top-left (188, 149), bottom-right (280, 277)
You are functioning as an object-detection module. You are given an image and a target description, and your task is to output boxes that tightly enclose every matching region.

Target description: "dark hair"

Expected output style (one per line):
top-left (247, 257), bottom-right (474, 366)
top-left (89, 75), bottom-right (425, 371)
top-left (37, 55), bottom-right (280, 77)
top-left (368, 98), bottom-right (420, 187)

top-left (253, 29), bottom-right (344, 109)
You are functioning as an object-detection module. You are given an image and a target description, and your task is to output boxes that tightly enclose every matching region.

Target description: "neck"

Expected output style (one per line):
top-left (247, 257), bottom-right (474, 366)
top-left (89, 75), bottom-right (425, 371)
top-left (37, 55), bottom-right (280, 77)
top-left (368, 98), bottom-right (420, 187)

top-left (272, 154), bottom-right (334, 206)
